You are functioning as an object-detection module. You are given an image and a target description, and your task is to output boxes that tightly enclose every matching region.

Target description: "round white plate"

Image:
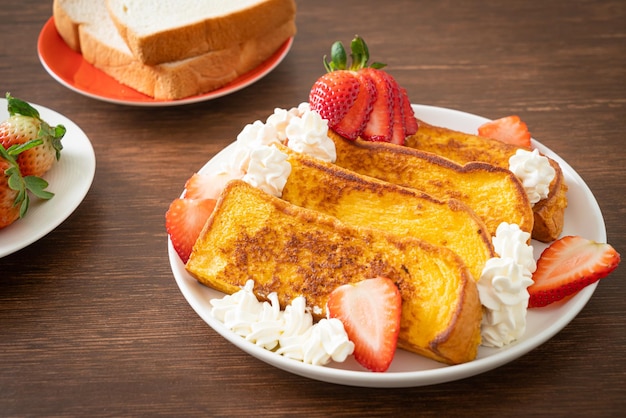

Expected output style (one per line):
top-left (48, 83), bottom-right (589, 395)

top-left (168, 104), bottom-right (605, 388)
top-left (37, 17), bottom-right (293, 107)
top-left (0, 98), bottom-right (96, 258)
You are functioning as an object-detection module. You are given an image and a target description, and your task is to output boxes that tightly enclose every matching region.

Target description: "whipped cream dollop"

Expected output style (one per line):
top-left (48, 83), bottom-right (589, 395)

top-left (285, 109), bottom-right (336, 163)
top-left (209, 104), bottom-right (336, 198)
top-left (478, 223), bottom-right (536, 348)
top-left (508, 148), bottom-right (555, 205)
top-left (242, 146), bottom-right (292, 197)
top-left (210, 280), bottom-right (354, 366)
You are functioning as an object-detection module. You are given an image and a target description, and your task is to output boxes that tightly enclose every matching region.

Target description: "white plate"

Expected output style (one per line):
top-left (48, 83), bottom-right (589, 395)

top-left (168, 104), bottom-right (605, 387)
top-left (0, 98), bottom-right (96, 258)
top-left (37, 17), bottom-right (293, 107)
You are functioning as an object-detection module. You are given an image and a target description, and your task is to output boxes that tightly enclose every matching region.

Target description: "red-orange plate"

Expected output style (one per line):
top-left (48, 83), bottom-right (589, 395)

top-left (37, 17), bottom-right (293, 106)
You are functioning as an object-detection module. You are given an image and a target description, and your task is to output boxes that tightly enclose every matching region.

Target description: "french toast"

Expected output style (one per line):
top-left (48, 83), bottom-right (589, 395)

top-left (328, 131), bottom-right (534, 238)
top-left (278, 145), bottom-right (495, 282)
top-left (405, 119), bottom-right (568, 242)
top-left (186, 180), bottom-right (482, 365)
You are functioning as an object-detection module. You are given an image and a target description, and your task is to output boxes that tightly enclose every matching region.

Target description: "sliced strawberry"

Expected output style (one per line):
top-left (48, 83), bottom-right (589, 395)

top-left (400, 87), bottom-right (418, 136)
top-left (333, 72), bottom-right (376, 140)
top-left (309, 71), bottom-right (360, 128)
top-left (528, 236), bottom-right (620, 308)
top-left (360, 68), bottom-right (394, 143)
top-left (166, 198), bottom-right (217, 263)
top-left (477, 115), bottom-right (532, 148)
top-left (326, 276), bottom-right (402, 372)
top-left (388, 77), bottom-right (406, 145)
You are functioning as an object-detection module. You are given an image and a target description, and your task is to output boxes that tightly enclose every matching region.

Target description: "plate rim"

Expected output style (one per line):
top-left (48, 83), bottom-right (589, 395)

top-left (0, 98), bottom-right (96, 258)
top-left (37, 17), bottom-right (294, 107)
top-left (168, 104), bottom-right (605, 387)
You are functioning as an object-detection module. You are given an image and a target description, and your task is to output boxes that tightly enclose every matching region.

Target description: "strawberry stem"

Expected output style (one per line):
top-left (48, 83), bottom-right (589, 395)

top-left (322, 35), bottom-right (387, 73)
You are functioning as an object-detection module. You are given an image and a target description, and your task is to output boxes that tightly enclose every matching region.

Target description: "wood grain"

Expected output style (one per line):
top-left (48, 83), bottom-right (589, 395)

top-left (1, 0), bottom-right (625, 415)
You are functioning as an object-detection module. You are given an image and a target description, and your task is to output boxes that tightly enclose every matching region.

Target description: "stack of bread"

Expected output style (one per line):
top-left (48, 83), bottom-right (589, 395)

top-left (52, 0), bottom-right (297, 100)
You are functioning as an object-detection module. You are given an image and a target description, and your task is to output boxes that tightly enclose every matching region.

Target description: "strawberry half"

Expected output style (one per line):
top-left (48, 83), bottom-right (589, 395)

top-left (326, 276), bottom-right (402, 372)
top-left (528, 235), bottom-right (621, 308)
top-left (166, 198), bottom-right (217, 263)
top-left (477, 115), bottom-right (532, 148)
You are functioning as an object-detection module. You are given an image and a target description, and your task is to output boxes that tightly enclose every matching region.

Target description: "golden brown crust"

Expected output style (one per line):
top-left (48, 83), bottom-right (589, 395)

top-left (186, 181), bottom-right (482, 365)
top-left (406, 119), bottom-right (568, 241)
top-left (280, 145), bottom-right (494, 282)
top-left (328, 131), bottom-right (534, 238)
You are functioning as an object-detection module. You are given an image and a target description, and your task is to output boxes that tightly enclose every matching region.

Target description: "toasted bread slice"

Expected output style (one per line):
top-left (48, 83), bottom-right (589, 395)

top-left (186, 180), bottom-right (482, 365)
top-left (405, 119), bottom-right (568, 241)
top-left (328, 131), bottom-right (534, 238)
top-left (279, 145), bottom-right (494, 282)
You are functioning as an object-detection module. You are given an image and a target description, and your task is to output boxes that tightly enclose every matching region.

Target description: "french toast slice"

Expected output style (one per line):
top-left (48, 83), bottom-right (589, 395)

top-left (328, 131), bottom-right (534, 238)
top-left (186, 180), bottom-right (482, 365)
top-left (278, 145), bottom-right (494, 282)
top-left (405, 119), bottom-right (568, 242)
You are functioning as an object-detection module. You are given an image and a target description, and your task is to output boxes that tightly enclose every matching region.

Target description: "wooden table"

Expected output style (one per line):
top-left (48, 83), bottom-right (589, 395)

top-left (2, 0), bottom-right (625, 415)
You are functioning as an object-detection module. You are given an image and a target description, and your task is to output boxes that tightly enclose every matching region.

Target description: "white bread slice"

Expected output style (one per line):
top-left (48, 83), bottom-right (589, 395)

top-left (106, 0), bottom-right (297, 65)
top-left (53, 0), bottom-right (295, 100)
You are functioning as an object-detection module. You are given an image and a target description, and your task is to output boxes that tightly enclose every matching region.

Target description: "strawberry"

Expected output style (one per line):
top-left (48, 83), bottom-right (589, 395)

top-left (400, 87), bottom-right (418, 137)
top-left (326, 276), bottom-right (402, 372)
top-left (477, 115), bottom-right (531, 148)
top-left (332, 72), bottom-right (376, 140)
top-left (0, 93), bottom-right (65, 177)
top-left (166, 198), bottom-right (217, 263)
top-left (1, 139), bottom-right (54, 228)
top-left (360, 68), bottom-right (394, 143)
top-left (309, 36), bottom-right (417, 144)
top-left (528, 235), bottom-right (621, 308)
top-left (309, 71), bottom-right (361, 128)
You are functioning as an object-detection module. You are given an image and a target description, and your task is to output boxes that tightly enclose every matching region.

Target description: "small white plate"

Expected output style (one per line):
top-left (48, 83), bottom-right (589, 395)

top-left (168, 105), bottom-right (605, 387)
top-left (0, 98), bottom-right (96, 258)
top-left (37, 17), bottom-right (293, 107)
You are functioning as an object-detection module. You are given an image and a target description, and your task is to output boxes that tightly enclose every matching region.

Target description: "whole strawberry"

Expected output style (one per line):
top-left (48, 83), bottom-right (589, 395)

top-left (309, 36), bottom-right (418, 145)
top-left (0, 139), bottom-right (54, 228)
top-left (0, 93), bottom-right (65, 177)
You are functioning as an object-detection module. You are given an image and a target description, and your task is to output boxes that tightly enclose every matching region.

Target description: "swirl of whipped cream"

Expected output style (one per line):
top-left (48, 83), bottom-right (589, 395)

top-left (285, 109), bottom-right (336, 163)
top-left (478, 257), bottom-right (534, 347)
top-left (303, 318), bottom-right (354, 364)
top-left (265, 102), bottom-right (312, 142)
top-left (241, 145), bottom-right (291, 197)
top-left (478, 222), bottom-right (536, 348)
top-left (210, 280), bottom-right (354, 366)
top-left (508, 148), bottom-right (555, 205)
top-left (231, 120), bottom-right (281, 173)
top-left (492, 222), bottom-right (537, 276)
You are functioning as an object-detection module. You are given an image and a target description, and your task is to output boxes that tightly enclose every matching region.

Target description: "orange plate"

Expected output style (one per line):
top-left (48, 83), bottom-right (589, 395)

top-left (37, 17), bottom-right (293, 106)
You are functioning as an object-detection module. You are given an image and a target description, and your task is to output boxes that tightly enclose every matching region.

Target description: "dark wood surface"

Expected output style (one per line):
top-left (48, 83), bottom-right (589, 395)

top-left (2, 0), bottom-right (625, 416)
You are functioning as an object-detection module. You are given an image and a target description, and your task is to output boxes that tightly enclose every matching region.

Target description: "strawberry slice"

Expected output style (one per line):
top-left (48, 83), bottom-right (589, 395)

top-left (309, 71), bottom-right (360, 128)
top-left (528, 236), bottom-right (620, 308)
top-left (333, 72), bottom-right (376, 140)
top-left (326, 276), bottom-right (402, 372)
top-left (360, 68), bottom-right (394, 143)
top-left (400, 87), bottom-right (418, 136)
top-left (166, 198), bottom-right (217, 263)
top-left (477, 115), bottom-right (532, 148)
top-left (388, 77), bottom-right (406, 145)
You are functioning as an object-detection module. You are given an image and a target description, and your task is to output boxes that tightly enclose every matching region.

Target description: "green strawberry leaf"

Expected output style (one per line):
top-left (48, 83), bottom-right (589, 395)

top-left (5, 92), bottom-right (41, 119)
top-left (24, 176), bottom-right (54, 200)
